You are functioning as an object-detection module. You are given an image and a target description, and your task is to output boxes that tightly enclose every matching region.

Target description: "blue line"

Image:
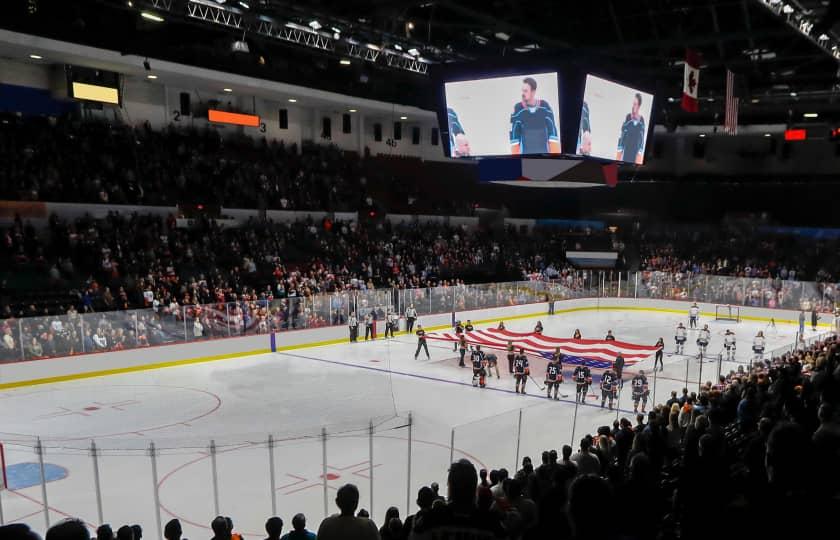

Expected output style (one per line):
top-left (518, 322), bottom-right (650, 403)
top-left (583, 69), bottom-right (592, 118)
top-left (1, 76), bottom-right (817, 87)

top-left (277, 350), bottom-right (639, 415)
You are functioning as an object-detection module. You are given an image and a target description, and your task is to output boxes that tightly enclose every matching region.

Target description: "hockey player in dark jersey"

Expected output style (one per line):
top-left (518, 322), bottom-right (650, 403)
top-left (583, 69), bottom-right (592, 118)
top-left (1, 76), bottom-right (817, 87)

top-left (447, 108), bottom-right (471, 157)
top-left (471, 345), bottom-right (487, 388)
top-left (631, 370), bottom-right (650, 413)
top-left (513, 348), bottom-right (530, 394)
top-left (616, 93), bottom-right (646, 164)
top-left (573, 364), bottom-right (591, 403)
top-left (465, 320), bottom-right (474, 332)
top-left (600, 368), bottom-right (619, 410)
top-left (510, 77), bottom-right (561, 155)
top-left (545, 349), bottom-right (564, 400)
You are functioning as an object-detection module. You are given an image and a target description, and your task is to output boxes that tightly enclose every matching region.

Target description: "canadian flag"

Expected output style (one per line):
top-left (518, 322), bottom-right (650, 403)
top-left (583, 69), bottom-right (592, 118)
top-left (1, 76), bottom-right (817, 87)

top-left (682, 49), bottom-right (700, 113)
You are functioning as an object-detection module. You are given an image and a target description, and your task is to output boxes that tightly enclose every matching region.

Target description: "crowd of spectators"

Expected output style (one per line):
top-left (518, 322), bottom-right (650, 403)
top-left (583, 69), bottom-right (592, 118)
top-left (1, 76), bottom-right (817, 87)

top-left (5, 331), bottom-right (839, 539)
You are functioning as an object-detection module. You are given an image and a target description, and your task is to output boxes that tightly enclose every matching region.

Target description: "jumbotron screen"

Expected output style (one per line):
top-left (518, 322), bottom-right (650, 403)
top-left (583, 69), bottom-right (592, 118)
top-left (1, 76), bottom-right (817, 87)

top-left (576, 74), bottom-right (653, 164)
top-left (444, 72), bottom-right (561, 158)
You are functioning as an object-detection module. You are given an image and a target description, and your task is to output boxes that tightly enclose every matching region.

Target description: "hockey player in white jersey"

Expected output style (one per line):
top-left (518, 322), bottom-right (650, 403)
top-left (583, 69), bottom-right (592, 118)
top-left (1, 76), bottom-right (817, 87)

top-left (688, 303), bottom-right (700, 329)
top-left (723, 329), bottom-right (736, 361)
top-left (696, 324), bottom-right (711, 359)
top-left (752, 331), bottom-right (766, 362)
top-left (675, 323), bottom-right (687, 355)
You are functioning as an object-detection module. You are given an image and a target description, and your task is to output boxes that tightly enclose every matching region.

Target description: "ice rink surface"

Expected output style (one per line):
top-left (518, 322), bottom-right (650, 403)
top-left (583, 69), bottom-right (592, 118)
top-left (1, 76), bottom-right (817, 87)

top-left (0, 308), bottom-right (808, 537)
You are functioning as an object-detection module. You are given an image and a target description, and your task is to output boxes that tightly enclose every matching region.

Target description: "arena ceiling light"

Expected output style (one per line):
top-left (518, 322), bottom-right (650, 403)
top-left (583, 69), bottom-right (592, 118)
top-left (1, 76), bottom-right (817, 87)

top-left (308, 20), bottom-right (322, 30)
top-left (400, 116), bottom-right (408, 120)
top-left (407, 48), bottom-right (420, 56)
top-left (238, 1), bottom-right (249, 8)
top-left (147, 74), bottom-right (158, 79)
top-left (288, 98), bottom-right (297, 102)
top-left (340, 59), bottom-right (351, 65)
top-left (348, 109), bottom-right (357, 112)
top-left (803, 112), bottom-right (819, 118)
top-left (223, 87), bottom-right (233, 92)
top-left (141, 12), bottom-right (164, 22)
top-left (29, 54), bottom-right (42, 60)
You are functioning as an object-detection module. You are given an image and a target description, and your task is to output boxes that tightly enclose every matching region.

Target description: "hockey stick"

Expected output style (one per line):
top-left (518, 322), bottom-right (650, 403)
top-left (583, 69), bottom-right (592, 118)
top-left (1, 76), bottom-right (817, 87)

top-left (528, 374), bottom-right (545, 391)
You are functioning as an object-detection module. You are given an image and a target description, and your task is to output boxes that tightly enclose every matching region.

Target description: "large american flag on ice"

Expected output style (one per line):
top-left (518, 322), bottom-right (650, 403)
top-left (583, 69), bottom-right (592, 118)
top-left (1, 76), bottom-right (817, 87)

top-left (425, 327), bottom-right (660, 369)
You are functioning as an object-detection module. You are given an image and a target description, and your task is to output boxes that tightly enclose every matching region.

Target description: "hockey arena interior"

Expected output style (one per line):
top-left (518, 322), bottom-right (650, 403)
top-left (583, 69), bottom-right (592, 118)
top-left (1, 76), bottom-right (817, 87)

top-left (2, 1), bottom-right (840, 540)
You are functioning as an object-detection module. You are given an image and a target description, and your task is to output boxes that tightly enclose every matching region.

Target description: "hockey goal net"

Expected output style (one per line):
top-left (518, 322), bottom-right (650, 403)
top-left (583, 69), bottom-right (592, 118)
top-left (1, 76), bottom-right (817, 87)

top-left (715, 304), bottom-right (741, 323)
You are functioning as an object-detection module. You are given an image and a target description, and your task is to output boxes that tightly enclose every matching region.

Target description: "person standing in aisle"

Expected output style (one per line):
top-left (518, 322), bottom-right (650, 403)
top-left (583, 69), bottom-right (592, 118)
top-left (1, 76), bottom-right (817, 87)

top-left (348, 312), bottom-right (358, 343)
top-left (364, 311), bottom-right (373, 341)
top-left (405, 304), bottom-right (417, 333)
top-left (414, 324), bottom-right (430, 360)
top-left (653, 337), bottom-right (664, 371)
top-left (811, 307), bottom-right (819, 332)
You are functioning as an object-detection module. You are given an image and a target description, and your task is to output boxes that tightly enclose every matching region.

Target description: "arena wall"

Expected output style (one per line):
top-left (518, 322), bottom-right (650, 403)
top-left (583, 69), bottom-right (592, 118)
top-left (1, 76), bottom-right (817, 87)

top-left (0, 297), bottom-right (831, 389)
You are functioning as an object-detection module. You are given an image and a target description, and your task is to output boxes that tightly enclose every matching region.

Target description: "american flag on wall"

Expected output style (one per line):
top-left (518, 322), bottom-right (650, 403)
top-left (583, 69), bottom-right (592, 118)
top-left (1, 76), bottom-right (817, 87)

top-left (424, 328), bottom-right (660, 369)
top-left (724, 69), bottom-right (739, 135)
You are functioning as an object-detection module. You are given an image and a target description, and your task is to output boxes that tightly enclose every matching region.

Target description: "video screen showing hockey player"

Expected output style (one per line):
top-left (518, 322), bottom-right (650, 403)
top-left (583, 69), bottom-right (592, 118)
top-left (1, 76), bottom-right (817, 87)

top-left (576, 74), bottom-right (653, 164)
top-left (444, 72), bottom-right (561, 157)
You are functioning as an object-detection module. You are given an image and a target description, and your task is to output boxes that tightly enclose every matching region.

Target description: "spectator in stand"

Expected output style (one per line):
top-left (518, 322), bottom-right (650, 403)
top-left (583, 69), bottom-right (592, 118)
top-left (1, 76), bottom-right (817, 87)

top-left (279, 514), bottom-right (315, 540)
top-left (264, 517), bottom-right (283, 540)
top-left (570, 436), bottom-right (600, 476)
top-left (317, 484), bottom-right (379, 540)
top-left (163, 520), bottom-right (182, 540)
top-left (45, 519), bottom-right (90, 540)
top-left (410, 459), bottom-right (504, 539)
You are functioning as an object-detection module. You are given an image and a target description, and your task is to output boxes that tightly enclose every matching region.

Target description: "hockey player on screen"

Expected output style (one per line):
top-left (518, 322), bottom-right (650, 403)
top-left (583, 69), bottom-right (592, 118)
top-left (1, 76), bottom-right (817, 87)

top-left (615, 92), bottom-right (646, 164)
top-left (573, 363), bottom-right (592, 403)
top-left (631, 370), bottom-right (649, 413)
top-left (724, 329), bottom-right (737, 361)
top-left (545, 349), bottom-right (564, 400)
top-left (513, 348), bottom-right (530, 394)
top-left (697, 324), bottom-right (711, 359)
top-left (600, 367), bottom-right (619, 410)
top-left (688, 303), bottom-right (700, 329)
top-left (577, 100), bottom-right (592, 156)
top-left (752, 331), bottom-right (766, 362)
top-left (675, 323), bottom-right (687, 355)
top-left (510, 77), bottom-right (561, 155)
top-left (471, 344), bottom-right (487, 388)
top-left (447, 108), bottom-right (471, 157)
